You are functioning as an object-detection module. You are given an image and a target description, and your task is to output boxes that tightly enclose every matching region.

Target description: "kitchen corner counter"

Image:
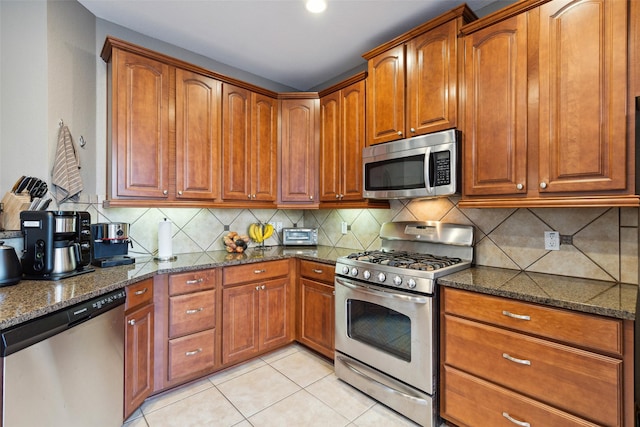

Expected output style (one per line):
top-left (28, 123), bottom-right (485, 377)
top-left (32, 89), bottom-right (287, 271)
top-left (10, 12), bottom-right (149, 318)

top-left (437, 266), bottom-right (637, 320)
top-left (0, 245), bottom-right (351, 330)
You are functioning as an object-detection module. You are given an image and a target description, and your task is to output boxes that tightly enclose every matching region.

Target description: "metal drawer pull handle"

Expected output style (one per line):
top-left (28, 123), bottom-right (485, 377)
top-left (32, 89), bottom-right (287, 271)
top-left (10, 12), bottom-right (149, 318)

top-left (502, 310), bottom-right (530, 321)
top-left (185, 278), bottom-right (204, 285)
top-left (185, 308), bottom-right (204, 314)
top-left (312, 269), bottom-right (324, 274)
top-left (254, 269), bottom-right (266, 274)
top-left (134, 288), bottom-right (148, 296)
top-left (502, 412), bottom-right (530, 427)
top-left (502, 353), bottom-right (531, 366)
top-left (128, 319), bottom-right (136, 326)
top-left (185, 348), bottom-right (203, 356)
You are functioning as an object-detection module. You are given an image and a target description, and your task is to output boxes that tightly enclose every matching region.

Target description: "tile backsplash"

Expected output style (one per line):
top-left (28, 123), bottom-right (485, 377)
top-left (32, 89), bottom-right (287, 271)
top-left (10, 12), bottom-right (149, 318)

top-left (14, 196), bottom-right (636, 285)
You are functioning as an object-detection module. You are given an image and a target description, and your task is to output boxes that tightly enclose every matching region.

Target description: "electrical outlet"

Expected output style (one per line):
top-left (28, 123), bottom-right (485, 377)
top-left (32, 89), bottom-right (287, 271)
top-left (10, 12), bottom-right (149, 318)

top-left (544, 231), bottom-right (560, 250)
top-left (341, 221), bottom-right (348, 234)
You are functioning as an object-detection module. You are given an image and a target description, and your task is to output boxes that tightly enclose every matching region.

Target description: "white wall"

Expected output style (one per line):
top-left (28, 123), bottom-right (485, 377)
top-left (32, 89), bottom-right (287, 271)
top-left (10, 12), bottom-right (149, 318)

top-left (0, 1), bottom-right (48, 193)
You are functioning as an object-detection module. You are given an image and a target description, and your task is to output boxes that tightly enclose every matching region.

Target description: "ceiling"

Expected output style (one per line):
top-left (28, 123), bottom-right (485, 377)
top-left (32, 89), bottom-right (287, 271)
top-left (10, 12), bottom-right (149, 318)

top-left (79, 0), bottom-right (497, 91)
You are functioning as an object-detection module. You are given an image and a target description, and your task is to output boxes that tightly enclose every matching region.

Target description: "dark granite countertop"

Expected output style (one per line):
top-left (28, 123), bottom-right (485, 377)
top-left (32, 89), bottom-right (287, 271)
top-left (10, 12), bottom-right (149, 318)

top-left (2, 250), bottom-right (636, 330)
top-left (437, 266), bottom-right (637, 321)
top-left (0, 245), bottom-right (353, 330)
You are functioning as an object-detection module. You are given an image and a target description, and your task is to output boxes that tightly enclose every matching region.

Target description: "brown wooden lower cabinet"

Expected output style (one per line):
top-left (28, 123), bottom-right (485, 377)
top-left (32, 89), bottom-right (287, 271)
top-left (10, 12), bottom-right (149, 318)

top-left (297, 260), bottom-right (335, 359)
top-left (440, 287), bottom-right (631, 427)
top-left (124, 279), bottom-right (154, 420)
top-left (222, 260), bottom-right (294, 366)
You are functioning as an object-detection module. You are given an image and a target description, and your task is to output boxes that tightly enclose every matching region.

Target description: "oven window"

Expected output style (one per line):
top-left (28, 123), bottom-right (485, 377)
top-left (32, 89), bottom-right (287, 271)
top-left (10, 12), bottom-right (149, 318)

top-left (365, 154), bottom-right (425, 191)
top-left (346, 299), bottom-right (411, 362)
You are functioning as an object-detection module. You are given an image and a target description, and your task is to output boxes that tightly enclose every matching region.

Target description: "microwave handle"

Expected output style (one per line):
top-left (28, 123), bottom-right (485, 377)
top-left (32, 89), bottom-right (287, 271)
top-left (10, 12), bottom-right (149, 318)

top-left (424, 146), bottom-right (435, 195)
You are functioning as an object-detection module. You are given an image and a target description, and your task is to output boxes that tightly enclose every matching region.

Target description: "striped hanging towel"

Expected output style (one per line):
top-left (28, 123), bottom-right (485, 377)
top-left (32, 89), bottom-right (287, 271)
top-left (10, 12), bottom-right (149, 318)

top-left (51, 124), bottom-right (83, 203)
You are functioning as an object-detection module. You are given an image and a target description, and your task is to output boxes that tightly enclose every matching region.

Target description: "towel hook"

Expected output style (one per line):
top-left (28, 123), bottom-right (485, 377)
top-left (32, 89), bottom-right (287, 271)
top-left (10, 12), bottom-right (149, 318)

top-left (58, 119), bottom-right (64, 128)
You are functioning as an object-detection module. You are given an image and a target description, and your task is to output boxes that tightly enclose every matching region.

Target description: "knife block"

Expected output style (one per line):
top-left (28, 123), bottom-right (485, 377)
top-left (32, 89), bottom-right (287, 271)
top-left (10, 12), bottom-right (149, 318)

top-left (1, 192), bottom-right (31, 231)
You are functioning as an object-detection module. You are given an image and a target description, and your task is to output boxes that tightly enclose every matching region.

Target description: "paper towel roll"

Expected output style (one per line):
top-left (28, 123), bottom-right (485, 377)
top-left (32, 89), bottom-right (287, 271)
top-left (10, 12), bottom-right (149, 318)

top-left (158, 219), bottom-right (173, 259)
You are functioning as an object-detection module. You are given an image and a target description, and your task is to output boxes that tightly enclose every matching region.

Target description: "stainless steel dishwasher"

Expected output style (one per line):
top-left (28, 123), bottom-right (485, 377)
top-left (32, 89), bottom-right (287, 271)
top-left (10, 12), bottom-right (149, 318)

top-left (1, 288), bottom-right (125, 427)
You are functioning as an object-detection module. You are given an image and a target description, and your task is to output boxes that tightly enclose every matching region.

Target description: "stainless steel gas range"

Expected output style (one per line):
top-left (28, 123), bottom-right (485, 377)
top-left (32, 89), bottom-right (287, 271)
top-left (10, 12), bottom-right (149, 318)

top-left (334, 221), bottom-right (474, 427)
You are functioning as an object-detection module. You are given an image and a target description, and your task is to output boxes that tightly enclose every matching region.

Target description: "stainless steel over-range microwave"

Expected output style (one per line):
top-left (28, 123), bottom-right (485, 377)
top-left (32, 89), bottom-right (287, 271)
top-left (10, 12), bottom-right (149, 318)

top-left (362, 129), bottom-right (460, 199)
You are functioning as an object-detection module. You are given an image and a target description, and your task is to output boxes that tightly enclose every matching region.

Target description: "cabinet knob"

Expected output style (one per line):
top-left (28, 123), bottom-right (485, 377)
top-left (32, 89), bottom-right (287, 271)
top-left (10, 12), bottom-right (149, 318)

top-left (335, 194), bottom-right (340, 199)
top-left (253, 194), bottom-right (257, 199)
top-left (539, 182), bottom-right (547, 189)
top-left (309, 195), bottom-right (314, 200)
top-left (248, 194), bottom-right (252, 199)
top-left (178, 191), bottom-right (183, 196)
top-left (128, 319), bottom-right (136, 326)
top-left (397, 131), bottom-right (403, 136)
top-left (163, 190), bottom-right (169, 195)
top-left (516, 183), bottom-right (524, 190)
top-left (410, 128), bottom-right (416, 133)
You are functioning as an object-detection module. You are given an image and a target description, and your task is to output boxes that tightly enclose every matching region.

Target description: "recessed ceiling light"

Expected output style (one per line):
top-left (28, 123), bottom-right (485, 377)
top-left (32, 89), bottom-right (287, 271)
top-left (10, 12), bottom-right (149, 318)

top-left (306, 0), bottom-right (327, 14)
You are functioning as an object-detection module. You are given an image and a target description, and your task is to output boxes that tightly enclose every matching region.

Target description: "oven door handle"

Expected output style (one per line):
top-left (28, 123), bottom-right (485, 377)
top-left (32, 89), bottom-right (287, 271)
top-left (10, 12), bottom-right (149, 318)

top-left (336, 355), bottom-right (428, 403)
top-left (335, 277), bottom-right (429, 304)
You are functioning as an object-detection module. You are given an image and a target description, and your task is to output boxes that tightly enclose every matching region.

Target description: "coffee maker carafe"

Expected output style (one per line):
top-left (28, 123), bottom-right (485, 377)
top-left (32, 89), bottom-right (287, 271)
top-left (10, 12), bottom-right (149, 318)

top-left (20, 211), bottom-right (94, 280)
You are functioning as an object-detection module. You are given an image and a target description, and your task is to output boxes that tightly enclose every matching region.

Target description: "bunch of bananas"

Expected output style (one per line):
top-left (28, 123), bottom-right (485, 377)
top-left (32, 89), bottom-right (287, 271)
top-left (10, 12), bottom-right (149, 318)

top-left (248, 223), bottom-right (275, 244)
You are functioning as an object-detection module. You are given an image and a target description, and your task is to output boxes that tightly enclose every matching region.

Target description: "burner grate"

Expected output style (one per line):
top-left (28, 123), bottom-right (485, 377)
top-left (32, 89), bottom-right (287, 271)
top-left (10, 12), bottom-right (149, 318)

top-left (346, 250), bottom-right (462, 271)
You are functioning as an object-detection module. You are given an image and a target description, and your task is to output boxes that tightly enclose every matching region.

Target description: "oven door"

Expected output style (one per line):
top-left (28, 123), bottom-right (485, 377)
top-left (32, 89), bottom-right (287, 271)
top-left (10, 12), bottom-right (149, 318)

top-left (334, 276), bottom-right (435, 394)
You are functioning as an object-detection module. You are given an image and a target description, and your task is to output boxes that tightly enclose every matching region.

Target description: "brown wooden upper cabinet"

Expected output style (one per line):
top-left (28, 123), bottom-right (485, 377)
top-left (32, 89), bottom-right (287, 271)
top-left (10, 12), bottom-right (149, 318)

top-left (221, 84), bottom-right (277, 203)
top-left (460, 0), bottom-right (637, 207)
top-left (319, 76), bottom-right (366, 204)
top-left (102, 38), bottom-right (221, 204)
top-left (278, 95), bottom-right (320, 207)
top-left (363, 5), bottom-right (476, 146)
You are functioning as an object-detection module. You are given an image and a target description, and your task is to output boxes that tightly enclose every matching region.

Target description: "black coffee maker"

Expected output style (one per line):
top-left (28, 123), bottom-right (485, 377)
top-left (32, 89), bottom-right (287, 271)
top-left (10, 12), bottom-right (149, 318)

top-left (20, 211), bottom-right (94, 280)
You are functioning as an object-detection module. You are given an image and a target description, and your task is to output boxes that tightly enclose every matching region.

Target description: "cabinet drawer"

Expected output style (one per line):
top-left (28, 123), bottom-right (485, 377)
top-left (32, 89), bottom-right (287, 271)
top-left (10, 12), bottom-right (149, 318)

top-left (223, 260), bottom-right (289, 286)
top-left (168, 329), bottom-right (216, 382)
top-left (442, 366), bottom-right (599, 427)
top-left (169, 290), bottom-right (216, 338)
top-left (442, 287), bottom-right (622, 355)
top-left (169, 269), bottom-right (216, 296)
top-left (125, 279), bottom-right (153, 312)
top-left (444, 315), bottom-right (621, 426)
top-left (299, 260), bottom-right (334, 283)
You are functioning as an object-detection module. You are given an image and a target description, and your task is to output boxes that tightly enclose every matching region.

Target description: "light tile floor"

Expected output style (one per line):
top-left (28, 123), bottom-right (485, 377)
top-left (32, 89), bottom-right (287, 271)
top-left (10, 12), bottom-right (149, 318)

top-left (123, 344), bottom-right (425, 427)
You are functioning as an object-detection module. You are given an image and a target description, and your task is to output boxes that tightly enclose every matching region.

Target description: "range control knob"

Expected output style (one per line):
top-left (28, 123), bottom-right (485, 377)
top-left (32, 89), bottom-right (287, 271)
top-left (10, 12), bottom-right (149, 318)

top-left (342, 266), bottom-right (349, 275)
top-left (407, 279), bottom-right (417, 289)
top-left (351, 268), bottom-right (359, 277)
top-left (393, 276), bottom-right (402, 286)
top-left (363, 270), bottom-right (371, 280)
top-left (377, 272), bottom-right (386, 283)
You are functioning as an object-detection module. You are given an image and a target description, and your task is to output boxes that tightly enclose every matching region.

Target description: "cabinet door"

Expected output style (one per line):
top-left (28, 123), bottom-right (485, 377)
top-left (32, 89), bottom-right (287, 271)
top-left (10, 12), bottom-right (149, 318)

top-left (319, 91), bottom-right (341, 201)
top-left (124, 304), bottom-right (154, 419)
top-left (279, 98), bottom-right (318, 204)
top-left (367, 45), bottom-right (405, 145)
top-left (113, 49), bottom-right (170, 198)
top-left (251, 93), bottom-right (278, 201)
top-left (406, 19), bottom-right (457, 136)
top-left (462, 15), bottom-right (528, 197)
top-left (537, 0), bottom-right (627, 193)
top-left (340, 80), bottom-right (366, 200)
top-left (259, 277), bottom-right (292, 350)
top-left (222, 284), bottom-right (260, 364)
top-left (175, 69), bottom-right (221, 200)
top-left (222, 84), bottom-right (252, 201)
top-left (299, 278), bottom-right (334, 359)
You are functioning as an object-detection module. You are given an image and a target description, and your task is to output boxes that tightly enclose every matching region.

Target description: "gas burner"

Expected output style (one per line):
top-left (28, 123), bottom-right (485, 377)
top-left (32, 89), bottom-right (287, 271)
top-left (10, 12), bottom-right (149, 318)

top-left (346, 250), bottom-right (462, 272)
